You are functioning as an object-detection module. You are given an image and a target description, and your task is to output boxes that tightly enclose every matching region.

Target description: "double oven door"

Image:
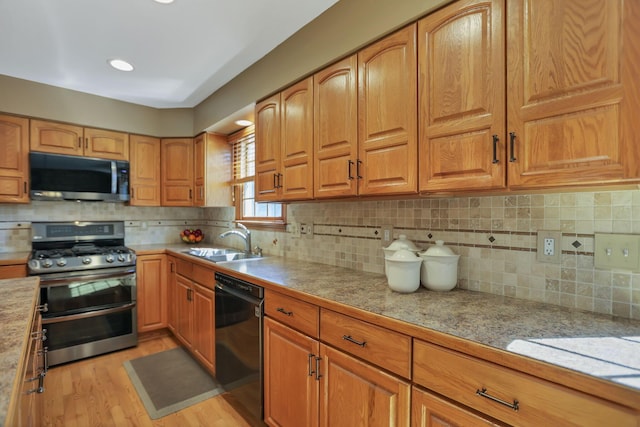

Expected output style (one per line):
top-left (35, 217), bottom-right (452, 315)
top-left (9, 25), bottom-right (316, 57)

top-left (39, 266), bottom-right (137, 366)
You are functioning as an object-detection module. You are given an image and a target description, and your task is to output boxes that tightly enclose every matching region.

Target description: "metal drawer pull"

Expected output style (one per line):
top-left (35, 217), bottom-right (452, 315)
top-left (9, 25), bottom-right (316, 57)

top-left (276, 307), bottom-right (293, 316)
top-left (315, 356), bottom-right (322, 380)
top-left (342, 335), bottom-right (366, 347)
top-left (509, 132), bottom-right (517, 162)
top-left (492, 134), bottom-right (499, 164)
top-left (37, 303), bottom-right (48, 313)
top-left (308, 353), bottom-right (315, 376)
top-left (476, 388), bottom-right (519, 411)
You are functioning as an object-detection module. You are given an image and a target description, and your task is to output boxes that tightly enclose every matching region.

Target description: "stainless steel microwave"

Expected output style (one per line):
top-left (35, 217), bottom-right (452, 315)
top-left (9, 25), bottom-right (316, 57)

top-left (29, 152), bottom-right (130, 202)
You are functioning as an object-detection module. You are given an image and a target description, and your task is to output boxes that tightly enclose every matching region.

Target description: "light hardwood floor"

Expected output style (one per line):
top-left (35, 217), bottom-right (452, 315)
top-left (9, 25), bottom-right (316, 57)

top-left (39, 333), bottom-right (257, 426)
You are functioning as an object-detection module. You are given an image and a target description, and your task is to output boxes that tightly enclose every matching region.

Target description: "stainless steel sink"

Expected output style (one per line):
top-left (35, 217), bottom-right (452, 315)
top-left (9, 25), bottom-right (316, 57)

top-left (182, 247), bottom-right (264, 262)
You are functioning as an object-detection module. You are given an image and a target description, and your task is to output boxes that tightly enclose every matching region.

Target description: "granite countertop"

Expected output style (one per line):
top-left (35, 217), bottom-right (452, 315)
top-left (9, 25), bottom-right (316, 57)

top-left (0, 277), bottom-right (39, 427)
top-left (156, 249), bottom-right (640, 394)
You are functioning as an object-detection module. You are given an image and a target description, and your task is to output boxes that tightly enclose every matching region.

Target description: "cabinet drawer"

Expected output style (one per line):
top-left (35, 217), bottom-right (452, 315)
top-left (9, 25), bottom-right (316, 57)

top-left (176, 258), bottom-right (193, 278)
top-left (320, 308), bottom-right (411, 378)
top-left (265, 289), bottom-right (319, 338)
top-left (413, 340), bottom-right (638, 427)
top-left (191, 263), bottom-right (215, 289)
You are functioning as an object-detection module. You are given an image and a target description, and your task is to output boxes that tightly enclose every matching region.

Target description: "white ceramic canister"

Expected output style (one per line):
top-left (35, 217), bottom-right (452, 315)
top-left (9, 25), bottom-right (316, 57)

top-left (384, 249), bottom-right (422, 293)
top-left (419, 240), bottom-right (460, 291)
top-left (382, 234), bottom-right (420, 277)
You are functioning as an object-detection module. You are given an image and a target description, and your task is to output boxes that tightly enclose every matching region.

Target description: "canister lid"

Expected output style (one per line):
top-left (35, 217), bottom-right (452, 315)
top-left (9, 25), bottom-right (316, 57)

top-left (420, 240), bottom-right (456, 257)
top-left (384, 234), bottom-right (420, 252)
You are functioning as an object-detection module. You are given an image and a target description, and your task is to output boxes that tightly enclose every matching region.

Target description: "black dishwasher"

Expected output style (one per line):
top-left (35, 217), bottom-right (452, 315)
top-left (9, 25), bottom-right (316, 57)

top-left (214, 271), bottom-right (264, 422)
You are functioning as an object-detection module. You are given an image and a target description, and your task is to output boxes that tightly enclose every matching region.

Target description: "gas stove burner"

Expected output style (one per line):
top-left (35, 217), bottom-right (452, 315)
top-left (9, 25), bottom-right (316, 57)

top-left (28, 221), bottom-right (136, 274)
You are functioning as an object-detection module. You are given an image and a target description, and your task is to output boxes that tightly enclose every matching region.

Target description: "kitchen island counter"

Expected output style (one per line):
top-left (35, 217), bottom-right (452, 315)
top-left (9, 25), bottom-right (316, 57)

top-left (0, 276), bottom-right (39, 427)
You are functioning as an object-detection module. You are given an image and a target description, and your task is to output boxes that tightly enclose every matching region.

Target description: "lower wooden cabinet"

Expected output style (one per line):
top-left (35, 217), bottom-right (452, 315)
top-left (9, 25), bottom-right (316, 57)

top-left (413, 339), bottom-right (638, 427)
top-left (320, 344), bottom-right (411, 427)
top-left (264, 316), bottom-right (320, 427)
top-left (0, 263), bottom-right (27, 279)
top-left (264, 291), bottom-right (410, 427)
top-left (411, 386), bottom-right (504, 427)
top-left (172, 258), bottom-right (216, 374)
top-left (136, 254), bottom-right (167, 333)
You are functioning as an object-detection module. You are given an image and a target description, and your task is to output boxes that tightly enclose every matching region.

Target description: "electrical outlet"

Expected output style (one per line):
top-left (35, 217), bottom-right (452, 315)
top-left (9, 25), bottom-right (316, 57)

top-left (300, 223), bottom-right (314, 238)
top-left (536, 230), bottom-right (561, 263)
top-left (381, 224), bottom-right (393, 246)
top-left (290, 222), bottom-right (301, 238)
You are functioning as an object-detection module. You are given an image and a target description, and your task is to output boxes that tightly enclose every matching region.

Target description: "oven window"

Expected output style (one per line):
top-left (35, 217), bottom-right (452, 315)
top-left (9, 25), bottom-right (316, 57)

top-left (44, 310), bottom-right (133, 351)
top-left (43, 276), bottom-right (134, 316)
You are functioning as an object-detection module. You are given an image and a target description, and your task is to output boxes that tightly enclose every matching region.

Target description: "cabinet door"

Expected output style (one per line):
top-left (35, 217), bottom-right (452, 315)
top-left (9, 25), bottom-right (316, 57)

top-left (264, 317), bottom-right (319, 427)
top-left (319, 344), bottom-right (410, 427)
top-left (204, 132), bottom-right (233, 207)
top-left (161, 138), bottom-right (194, 206)
top-left (358, 24), bottom-right (418, 196)
top-left (84, 127), bottom-right (129, 161)
top-left (30, 119), bottom-right (84, 156)
top-left (167, 256), bottom-right (177, 334)
top-left (194, 133), bottom-right (206, 206)
top-left (192, 282), bottom-right (215, 373)
top-left (418, 0), bottom-right (506, 192)
top-left (129, 134), bottom-right (161, 206)
top-left (507, 0), bottom-right (640, 188)
top-left (136, 255), bottom-right (167, 333)
top-left (175, 275), bottom-right (194, 347)
top-left (255, 93), bottom-right (281, 201)
top-left (313, 55), bottom-right (358, 198)
top-left (0, 114), bottom-right (29, 203)
top-left (280, 77), bottom-right (314, 200)
top-left (0, 264), bottom-right (27, 279)
top-left (411, 386), bottom-right (502, 427)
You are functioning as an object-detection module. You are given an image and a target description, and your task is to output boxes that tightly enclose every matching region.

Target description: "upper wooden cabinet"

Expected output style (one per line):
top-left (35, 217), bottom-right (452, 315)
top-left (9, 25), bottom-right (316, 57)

top-left (506, 0), bottom-right (640, 189)
top-left (313, 24), bottom-right (418, 199)
top-left (30, 119), bottom-right (129, 161)
top-left (256, 77), bottom-right (314, 202)
top-left (358, 23), bottom-right (418, 196)
top-left (0, 114), bottom-right (29, 203)
top-left (161, 138), bottom-right (194, 206)
top-left (313, 55), bottom-right (359, 198)
top-left (194, 132), bottom-right (232, 207)
top-left (129, 135), bottom-right (161, 206)
top-left (418, 0), bottom-right (506, 192)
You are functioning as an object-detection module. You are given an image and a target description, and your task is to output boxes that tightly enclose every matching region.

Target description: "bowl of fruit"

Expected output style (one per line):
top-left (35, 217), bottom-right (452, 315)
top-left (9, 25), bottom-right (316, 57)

top-left (181, 228), bottom-right (204, 243)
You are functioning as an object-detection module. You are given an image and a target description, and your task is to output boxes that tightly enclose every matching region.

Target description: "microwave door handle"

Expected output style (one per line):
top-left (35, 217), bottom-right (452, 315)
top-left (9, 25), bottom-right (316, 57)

top-left (111, 161), bottom-right (117, 194)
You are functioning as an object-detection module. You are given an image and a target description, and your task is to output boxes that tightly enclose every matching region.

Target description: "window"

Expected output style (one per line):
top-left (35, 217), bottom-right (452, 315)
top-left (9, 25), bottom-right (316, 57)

top-left (230, 125), bottom-right (285, 229)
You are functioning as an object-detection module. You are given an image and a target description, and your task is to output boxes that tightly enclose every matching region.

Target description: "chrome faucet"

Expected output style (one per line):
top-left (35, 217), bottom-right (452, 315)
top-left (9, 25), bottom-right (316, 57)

top-left (218, 222), bottom-right (252, 254)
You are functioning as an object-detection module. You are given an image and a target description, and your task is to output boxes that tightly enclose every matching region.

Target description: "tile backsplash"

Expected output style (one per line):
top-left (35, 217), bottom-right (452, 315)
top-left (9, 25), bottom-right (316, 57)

top-left (2, 190), bottom-right (639, 320)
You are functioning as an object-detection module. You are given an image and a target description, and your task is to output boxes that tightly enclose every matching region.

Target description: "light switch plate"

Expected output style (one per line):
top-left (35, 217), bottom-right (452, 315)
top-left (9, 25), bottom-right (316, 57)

top-left (381, 225), bottom-right (393, 247)
top-left (594, 233), bottom-right (640, 271)
top-left (536, 230), bottom-right (561, 263)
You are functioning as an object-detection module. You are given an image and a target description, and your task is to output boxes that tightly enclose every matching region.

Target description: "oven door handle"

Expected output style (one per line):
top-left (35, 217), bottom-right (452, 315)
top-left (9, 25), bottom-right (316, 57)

top-left (38, 268), bottom-right (136, 287)
top-left (42, 302), bottom-right (136, 324)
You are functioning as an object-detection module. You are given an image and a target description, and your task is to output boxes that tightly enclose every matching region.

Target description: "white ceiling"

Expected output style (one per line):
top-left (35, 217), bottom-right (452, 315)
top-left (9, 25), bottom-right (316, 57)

top-left (0, 0), bottom-right (338, 109)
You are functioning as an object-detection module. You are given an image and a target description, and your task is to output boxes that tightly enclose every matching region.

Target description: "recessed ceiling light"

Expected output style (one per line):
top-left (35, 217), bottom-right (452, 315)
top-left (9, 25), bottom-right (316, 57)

top-left (154, 0), bottom-right (175, 4)
top-left (108, 59), bottom-right (134, 72)
top-left (235, 120), bottom-right (253, 127)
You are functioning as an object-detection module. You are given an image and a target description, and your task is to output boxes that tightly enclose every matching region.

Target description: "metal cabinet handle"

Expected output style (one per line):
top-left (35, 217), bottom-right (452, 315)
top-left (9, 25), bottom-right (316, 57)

top-left (315, 356), bottom-right (322, 380)
top-left (348, 160), bottom-right (355, 180)
top-left (37, 303), bottom-right (48, 313)
top-left (476, 388), bottom-right (519, 411)
top-left (78, 137), bottom-right (82, 148)
top-left (24, 182), bottom-right (27, 193)
top-left (356, 159), bottom-right (363, 179)
top-left (342, 334), bottom-right (366, 347)
top-left (308, 353), bottom-right (315, 376)
top-left (189, 189), bottom-right (192, 199)
top-left (40, 347), bottom-right (49, 375)
top-left (509, 132), bottom-right (517, 162)
top-left (85, 138), bottom-right (89, 149)
top-left (492, 135), bottom-right (499, 164)
top-left (276, 307), bottom-right (293, 316)
top-left (273, 173), bottom-right (278, 189)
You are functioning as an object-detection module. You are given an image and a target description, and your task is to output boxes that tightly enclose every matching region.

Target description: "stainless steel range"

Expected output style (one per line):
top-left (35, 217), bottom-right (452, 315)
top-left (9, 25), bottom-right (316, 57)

top-left (28, 221), bottom-right (137, 366)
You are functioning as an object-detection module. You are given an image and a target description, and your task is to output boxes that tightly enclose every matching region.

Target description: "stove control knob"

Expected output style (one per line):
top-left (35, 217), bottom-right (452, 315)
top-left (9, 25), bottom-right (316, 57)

top-left (42, 259), bottom-right (53, 268)
top-left (82, 257), bottom-right (92, 265)
top-left (117, 254), bottom-right (126, 262)
top-left (56, 258), bottom-right (67, 267)
top-left (105, 254), bottom-right (115, 263)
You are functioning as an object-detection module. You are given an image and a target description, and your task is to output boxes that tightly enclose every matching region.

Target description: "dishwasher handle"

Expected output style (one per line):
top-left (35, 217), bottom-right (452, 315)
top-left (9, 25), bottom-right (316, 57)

top-left (215, 282), bottom-right (263, 306)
